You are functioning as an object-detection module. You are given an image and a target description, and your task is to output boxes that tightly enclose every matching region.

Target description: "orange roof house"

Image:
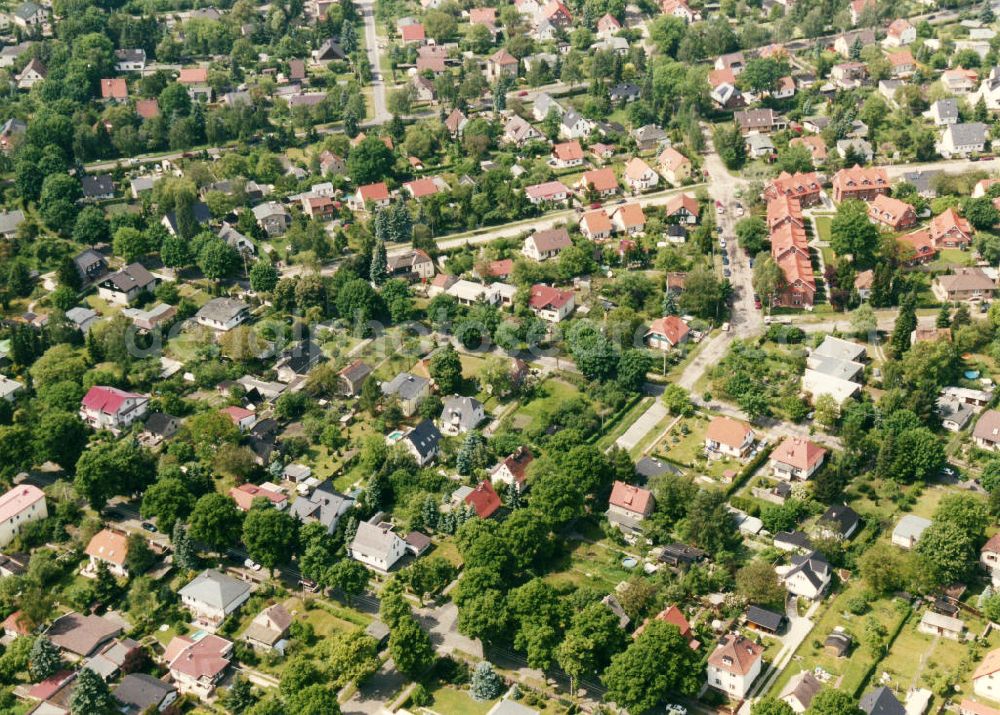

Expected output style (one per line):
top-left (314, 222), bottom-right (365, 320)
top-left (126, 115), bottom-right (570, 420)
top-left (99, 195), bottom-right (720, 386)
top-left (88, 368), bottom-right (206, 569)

top-left (578, 167), bottom-right (620, 196)
top-left (897, 229), bottom-right (938, 264)
top-left (464, 480), bottom-right (501, 519)
top-left (764, 171), bottom-right (822, 206)
top-left (705, 416), bottom-right (754, 456)
top-left (867, 194), bottom-right (916, 230)
top-left (645, 315), bottom-right (690, 349)
top-left (831, 165), bottom-right (889, 203)
top-left (770, 437), bottom-right (827, 480)
top-left (929, 207), bottom-right (973, 247)
top-left (178, 67), bottom-right (208, 84)
top-left (100, 78), bottom-right (128, 100)
top-left (580, 209), bottom-right (613, 239)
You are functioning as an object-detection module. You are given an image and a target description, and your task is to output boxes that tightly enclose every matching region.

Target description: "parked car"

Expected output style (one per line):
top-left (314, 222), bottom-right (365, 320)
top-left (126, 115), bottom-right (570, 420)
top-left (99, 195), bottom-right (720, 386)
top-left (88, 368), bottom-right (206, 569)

top-left (141, 522), bottom-right (157, 533)
top-left (244, 558), bottom-right (262, 572)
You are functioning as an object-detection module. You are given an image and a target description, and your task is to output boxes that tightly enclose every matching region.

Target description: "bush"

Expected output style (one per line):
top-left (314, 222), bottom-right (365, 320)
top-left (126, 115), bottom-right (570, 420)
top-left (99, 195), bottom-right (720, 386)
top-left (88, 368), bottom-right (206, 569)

top-left (846, 594), bottom-right (869, 615)
top-left (409, 684), bottom-right (431, 707)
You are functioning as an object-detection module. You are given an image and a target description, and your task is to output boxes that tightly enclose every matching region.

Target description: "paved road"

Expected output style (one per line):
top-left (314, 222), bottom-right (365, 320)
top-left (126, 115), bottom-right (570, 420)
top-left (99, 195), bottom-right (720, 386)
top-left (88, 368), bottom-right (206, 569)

top-left (358, 0), bottom-right (390, 124)
top-left (387, 183), bottom-right (705, 257)
top-left (883, 155), bottom-right (1000, 180)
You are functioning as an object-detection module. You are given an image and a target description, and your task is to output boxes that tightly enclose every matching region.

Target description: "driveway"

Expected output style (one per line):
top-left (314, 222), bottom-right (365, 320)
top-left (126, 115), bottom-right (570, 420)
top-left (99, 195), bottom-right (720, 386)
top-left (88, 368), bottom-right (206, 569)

top-left (615, 400), bottom-right (667, 452)
top-left (413, 602), bottom-right (484, 659)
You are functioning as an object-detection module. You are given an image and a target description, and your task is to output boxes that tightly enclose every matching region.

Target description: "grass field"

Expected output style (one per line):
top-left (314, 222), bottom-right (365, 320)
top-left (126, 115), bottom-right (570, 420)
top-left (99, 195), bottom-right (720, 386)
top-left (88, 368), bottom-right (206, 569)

top-left (514, 378), bottom-right (583, 432)
top-left (813, 214), bottom-right (833, 244)
top-left (418, 685), bottom-right (497, 715)
top-left (545, 535), bottom-right (638, 591)
top-left (768, 583), bottom-right (910, 698)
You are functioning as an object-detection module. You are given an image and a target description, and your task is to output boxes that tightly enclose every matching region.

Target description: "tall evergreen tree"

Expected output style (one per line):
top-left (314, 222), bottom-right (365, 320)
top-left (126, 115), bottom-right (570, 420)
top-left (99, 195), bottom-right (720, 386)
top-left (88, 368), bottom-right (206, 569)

top-left (370, 239), bottom-right (388, 285)
top-left (891, 294), bottom-right (917, 357)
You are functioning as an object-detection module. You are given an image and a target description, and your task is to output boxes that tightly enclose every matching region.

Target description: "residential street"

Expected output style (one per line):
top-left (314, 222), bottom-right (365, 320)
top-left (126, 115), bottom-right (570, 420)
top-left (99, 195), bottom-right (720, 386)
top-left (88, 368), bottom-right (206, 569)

top-left (358, 0), bottom-right (390, 124)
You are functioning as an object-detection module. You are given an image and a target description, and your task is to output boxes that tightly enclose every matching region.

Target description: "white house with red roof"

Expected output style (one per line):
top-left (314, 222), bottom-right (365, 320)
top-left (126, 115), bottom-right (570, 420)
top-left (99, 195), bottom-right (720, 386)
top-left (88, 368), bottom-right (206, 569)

top-left (164, 634), bottom-right (233, 698)
top-left (350, 182), bottom-right (391, 211)
top-left (596, 12), bottom-right (621, 37)
top-left (973, 648), bottom-right (1000, 699)
top-left (623, 157), bottom-right (658, 191)
top-left (490, 447), bottom-right (533, 491)
top-left (465, 480), bottom-right (502, 519)
top-left (551, 140), bottom-right (584, 168)
top-left (705, 416), bottom-right (754, 458)
top-left (661, 0), bottom-right (699, 22)
top-left (707, 634), bottom-right (763, 698)
top-left (580, 209), bottom-right (613, 240)
top-left (577, 168), bottom-right (620, 197)
top-left (221, 406), bottom-right (256, 431)
top-left (610, 204), bottom-right (646, 235)
top-left (80, 386), bottom-right (149, 432)
top-left (885, 18), bottom-right (915, 46)
top-left (229, 483), bottom-right (288, 511)
top-left (770, 437), bottom-right (827, 480)
top-left (525, 180), bottom-right (571, 205)
top-left (0, 484), bottom-right (46, 548)
top-left (645, 315), bottom-right (690, 350)
top-left (607, 480), bottom-right (654, 534)
top-left (84, 528), bottom-right (130, 578)
top-left (528, 284), bottom-right (575, 322)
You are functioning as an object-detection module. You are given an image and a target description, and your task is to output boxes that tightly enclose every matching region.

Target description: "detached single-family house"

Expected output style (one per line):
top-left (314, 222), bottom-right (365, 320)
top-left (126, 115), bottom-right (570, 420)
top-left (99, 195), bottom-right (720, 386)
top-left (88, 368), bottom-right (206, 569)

top-left (97, 263), bottom-right (157, 305)
top-left (381, 372), bottom-right (430, 416)
top-left (0, 485), bottom-right (46, 548)
top-left (780, 551), bottom-right (832, 600)
top-left (658, 146), bottom-right (692, 185)
top-left (252, 202), bottom-right (291, 237)
top-left (606, 480), bottom-right (654, 535)
top-left (819, 504), bottom-right (860, 540)
top-left (770, 437), bottom-right (826, 480)
top-left (523, 228), bottom-right (572, 261)
top-left (975, 410), bottom-right (1000, 451)
top-left (440, 395), bottom-right (485, 435)
top-left (528, 284), bottom-right (575, 322)
top-left (933, 268), bottom-right (995, 303)
top-left (580, 210), bottom-right (613, 241)
top-left (780, 671), bottom-right (822, 713)
top-left (938, 122), bottom-right (988, 158)
top-left (705, 416), bottom-right (754, 458)
top-left (195, 297), bottom-right (250, 332)
top-left (164, 634), bottom-right (232, 698)
top-left (491, 446), bottom-right (533, 491)
top-left (349, 520), bottom-right (407, 573)
top-left (623, 157), bottom-right (658, 191)
top-left (930, 207), bottom-right (974, 247)
top-left (179, 569), bottom-right (252, 632)
top-left (115, 49), bottom-right (147, 72)
top-left (892, 514), bottom-right (931, 549)
top-left (402, 420), bottom-right (442, 466)
top-left (231, 483), bottom-right (288, 512)
top-left (706, 634), bottom-right (763, 699)
top-left (885, 18), bottom-right (916, 46)
top-left (645, 315), bottom-right (689, 350)
top-left (338, 360), bottom-right (372, 397)
top-left (80, 385), bottom-right (149, 432)
top-left (243, 604), bottom-right (292, 652)
top-left (860, 687), bottom-right (906, 715)
top-left (975, 649), bottom-right (1000, 699)
top-left (926, 99), bottom-right (960, 126)
top-left (113, 673), bottom-right (178, 714)
top-left (83, 529), bottom-right (130, 579)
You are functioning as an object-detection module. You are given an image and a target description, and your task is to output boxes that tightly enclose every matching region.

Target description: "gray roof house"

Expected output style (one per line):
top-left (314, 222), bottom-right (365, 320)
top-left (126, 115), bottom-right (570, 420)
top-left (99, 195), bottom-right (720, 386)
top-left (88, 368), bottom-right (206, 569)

top-left (819, 504), bottom-right (860, 539)
top-left (860, 687), bottom-right (906, 715)
top-left (252, 202), bottom-right (292, 237)
top-left (779, 670), bottom-right (822, 713)
top-left (0, 209), bottom-right (24, 238)
top-left (289, 479), bottom-right (355, 533)
top-left (73, 248), bottom-right (107, 281)
top-left (900, 169), bottom-right (942, 198)
top-left (381, 372), bottom-right (430, 417)
top-left (179, 569), bottom-right (253, 631)
top-left (65, 306), bottom-right (99, 333)
top-left (402, 420), bottom-right (441, 466)
top-left (634, 124), bottom-right (668, 151)
top-left (195, 297), bottom-right (249, 332)
top-left (81, 174), bottom-right (115, 201)
top-left (349, 519), bottom-right (408, 573)
top-left (439, 395), bottom-right (485, 435)
top-left (161, 201), bottom-right (211, 236)
top-left (219, 223), bottom-right (255, 255)
top-left (813, 336), bottom-right (866, 363)
top-left (926, 98), bottom-right (959, 125)
top-left (97, 263), bottom-right (157, 305)
top-left (891, 514), bottom-right (931, 549)
top-left (938, 121), bottom-right (988, 158)
top-left (113, 673), bottom-right (178, 714)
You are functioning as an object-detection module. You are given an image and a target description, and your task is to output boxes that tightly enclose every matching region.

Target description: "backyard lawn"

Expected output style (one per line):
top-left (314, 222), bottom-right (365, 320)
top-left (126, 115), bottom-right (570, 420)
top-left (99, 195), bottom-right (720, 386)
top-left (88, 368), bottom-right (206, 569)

top-left (544, 534), bottom-right (640, 592)
top-left (650, 414), bottom-right (741, 483)
top-left (768, 582), bottom-right (910, 698)
top-left (418, 685), bottom-right (496, 715)
top-left (512, 377), bottom-right (583, 432)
